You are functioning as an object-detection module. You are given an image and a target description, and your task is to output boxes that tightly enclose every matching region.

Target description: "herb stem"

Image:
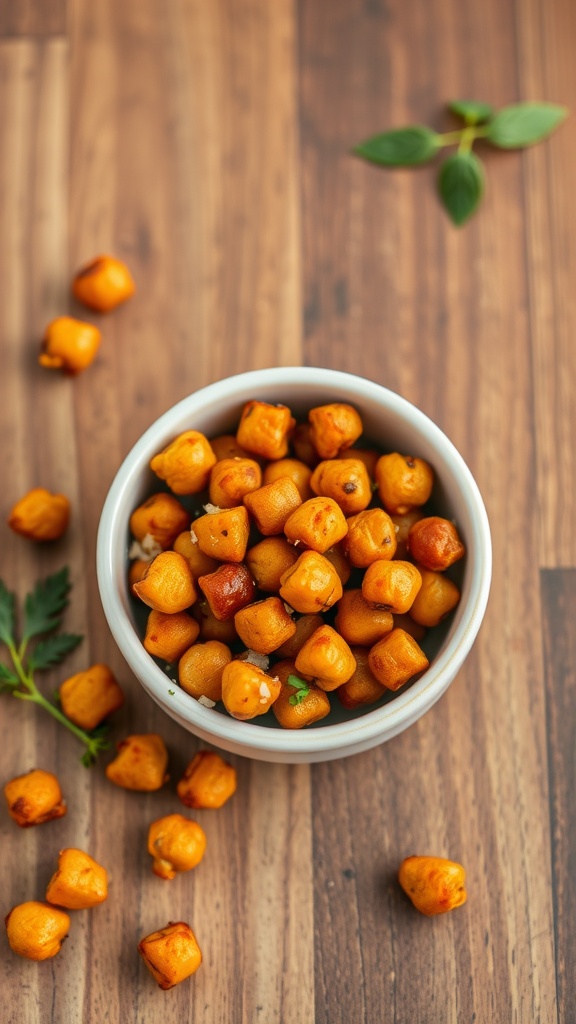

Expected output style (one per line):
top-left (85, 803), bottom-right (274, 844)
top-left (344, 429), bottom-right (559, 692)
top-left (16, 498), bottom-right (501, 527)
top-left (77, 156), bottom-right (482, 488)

top-left (437, 130), bottom-right (465, 145)
top-left (458, 126), bottom-right (476, 154)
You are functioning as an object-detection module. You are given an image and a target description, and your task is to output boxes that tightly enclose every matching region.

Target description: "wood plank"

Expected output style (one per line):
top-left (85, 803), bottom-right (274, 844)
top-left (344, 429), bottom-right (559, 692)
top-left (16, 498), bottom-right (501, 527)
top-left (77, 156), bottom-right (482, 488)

top-left (299, 0), bottom-right (556, 1020)
top-left (0, 0), bottom-right (66, 38)
top-left (541, 569), bottom-right (576, 1024)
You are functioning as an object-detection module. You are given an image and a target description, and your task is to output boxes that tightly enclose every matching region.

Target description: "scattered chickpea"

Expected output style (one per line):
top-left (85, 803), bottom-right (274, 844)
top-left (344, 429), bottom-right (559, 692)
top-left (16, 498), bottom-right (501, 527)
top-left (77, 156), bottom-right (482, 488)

top-left (150, 430), bottom-right (216, 495)
top-left (398, 855), bottom-right (467, 916)
top-left (177, 751), bottom-right (237, 809)
top-left (59, 664), bottom-right (125, 731)
top-left (46, 849), bottom-right (108, 909)
top-left (5, 902), bottom-right (70, 961)
top-left (4, 768), bottom-right (66, 828)
top-left (72, 254), bottom-right (135, 312)
top-left (138, 921), bottom-right (202, 990)
top-left (8, 487), bottom-right (70, 542)
top-left (105, 734), bottom-right (169, 791)
top-left (39, 316), bottom-right (101, 374)
top-left (147, 814), bottom-right (206, 880)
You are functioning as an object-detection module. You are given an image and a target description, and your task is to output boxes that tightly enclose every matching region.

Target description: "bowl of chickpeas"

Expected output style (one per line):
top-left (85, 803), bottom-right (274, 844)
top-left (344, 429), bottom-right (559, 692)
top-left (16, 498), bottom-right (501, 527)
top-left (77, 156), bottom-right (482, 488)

top-left (97, 367), bottom-right (491, 763)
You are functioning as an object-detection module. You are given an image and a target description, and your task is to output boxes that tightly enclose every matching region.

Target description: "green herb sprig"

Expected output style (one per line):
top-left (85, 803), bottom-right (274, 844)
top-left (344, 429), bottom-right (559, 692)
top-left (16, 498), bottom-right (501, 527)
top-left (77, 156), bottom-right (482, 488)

top-left (0, 567), bottom-right (109, 766)
top-left (287, 673), bottom-right (311, 706)
top-left (354, 101), bottom-right (568, 225)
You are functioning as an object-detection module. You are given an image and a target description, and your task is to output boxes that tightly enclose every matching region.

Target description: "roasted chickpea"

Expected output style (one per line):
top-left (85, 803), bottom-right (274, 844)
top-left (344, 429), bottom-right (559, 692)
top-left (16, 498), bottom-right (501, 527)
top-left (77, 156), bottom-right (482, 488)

top-left (234, 597), bottom-right (296, 655)
top-left (236, 400), bottom-right (294, 460)
top-left (8, 487), bottom-right (70, 542)
top-left (150, 431), bottom-right (216, 495)
top-left (375, 453), bottom-right (434, 515)
top-left (72, 254), bottom-right (135, 311)
top-left (398, 855), bottom-right (467, 916)
top-left (292, 422), bottom-right (319, 467)
top-left (5, 902), bottom-right (70, 961)
top-left (143, 610), bottom-right (200, 662)
top-left (138, 921), bottom-right (202, 989)
top-left (343, 508), bottom-right (397, 567)
top-left (243, 477), bottom-right (302, 536)
top-left (220, 661), bottom-right (281, 720)
top-left (246, 537), bottom-right (299, 593)
top-left (133, 551), bottom-right (197, 614)
top-left (173, 529), bottom-right (219, 578)
top-left (409, 568), bottom-right (461, 627)
top-left (177, 751), bottom-right (237, 809)
top-left (4, 768), bottom-right (66, 828)
top-left (59, 664), bottom-right (125, 730)
top-left (105, 734), bottom-right (169, 791)
top-left (337, 446), bottom-right (380, 479)
top-left (192, 506), bottom-right (250, 563)
top-left (209, 458), bottom-right (262, 508)
top-left (392, 612), bottom-right (427, 643)
top-left (279, 550), bottom-right (343, 614)
top-left (129, 558), bottom-right (152, 593)
top-left (308, 403), bottom-right (363, 459)
top-left (310, 459), bottom-right (372, 515)
top-left (323, 543), bottom-right (353, 586)
top-left (209, 434), bottom-right (251, 461)
top-left (362, 560), bottom-right (422, 614)
top-left (283, 496), bottom-right (348, 554)
top-left (193, 599), bottom-right (239, 644)
top-left (295, 624), bottom-right (356, 691)
top-left (274, 613), bottom-right (324, 658)
top-left (272, 660), bottom-right (331, 729)
top-left (407, 516), bottom-right (466, 571)
top-left (39, 316), bottom-right (101, 374)
top-left (334, 589), bottom-right (394, 647)
top-left (368, 628), bottom-right (429, 691)
top-left (198, 563), bottom-right (256, 621)
top-left (147, 814), bottom-right (206, 880)
top-left (178, 641), bottom-right (232, 702)
top-left (263, 458), bottom-right (313, 501)
top-left (129, 493), bottom-right (190, 551)
top-left (390, 509), bottom-right (424, 559)
top-left (46, 849), bottom-right (108, 909)
top-left (337, 647), bottom-right (386, 709)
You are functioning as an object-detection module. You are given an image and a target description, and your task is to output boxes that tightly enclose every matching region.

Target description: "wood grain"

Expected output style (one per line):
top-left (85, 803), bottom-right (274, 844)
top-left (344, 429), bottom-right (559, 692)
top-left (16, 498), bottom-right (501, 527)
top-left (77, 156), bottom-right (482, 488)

top-left (0, 0), bottom-right (66, 38)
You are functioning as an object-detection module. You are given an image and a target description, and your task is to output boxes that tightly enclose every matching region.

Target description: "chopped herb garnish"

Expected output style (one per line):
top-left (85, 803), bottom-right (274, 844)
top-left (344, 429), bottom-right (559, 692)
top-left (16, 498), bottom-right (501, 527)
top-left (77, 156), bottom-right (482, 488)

top-left (287, 673), bottom-right (311, 706)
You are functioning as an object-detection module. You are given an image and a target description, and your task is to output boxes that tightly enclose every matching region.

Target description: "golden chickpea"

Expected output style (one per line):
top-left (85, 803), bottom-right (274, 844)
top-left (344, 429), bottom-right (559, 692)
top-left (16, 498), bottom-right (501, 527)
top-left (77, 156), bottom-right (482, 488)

top-left (4, 769), bottom-right (66, 828)
top-left (310, 459), bottom-right (372, 515)
top-left (39, 316), bottom-right (101, 374)
top-left (209, 457), bottom-right (262, 508)
top-left (128, 558), bottom-right (152, 593)
top-left (209, 434), bottom-right (252, 461)
top-left (129, 493), bottom-right (190, 550)
top-left (246, 537), bottom-right (299, 593)
top-left (284, 496), bottom-right (348, 554)
top-left (362, 560), bottom-right (422, 614)
top-left (133, 551), bottom-right (197, 614)
top-left (192, 506), bottom-right (250, 563)
top-left (46, 849), bottom-right (108, 909)
top-left (308, 403), bottom-right (363, 459)
top-left (334, 589), bottom-right (394, 647)
top-left (274, 613), bottom-right (324, 658)
top-left (244, 477), bottom-right (303, 536)
top-left (263, 458), bottom-right (313, 501)
top-left (398, 855), bottom-right (467, 916)
top-left (173, 529), bottom-right (219, 578)
top-left (5, 902), bottom-right (70, 961)
top-left (337, 446), bottom-right (380, 479)
top-left (390, 509), bottom-right (424, 559)
top-left (8, 487), bottom-right (70, 542)
top-left (150, 431), bottom-right (216, 495)
top-left (143, 610), bottom-right (200, 662)
top-left (138, 921), bottom-right (202, 990)
top-left (198, 563), bottom-right (256, 620)
top-left (147, 814), bottom-right (206, 880)
top-left (392, 612), bottom-right (427, 643)
top-left (178, 641), bottom-right (232, 702)
top-left (193, 600), bottom-right (239, 644)
top-left (279, 550), bottom-right (343, 614)
top-left (375, 452), bottom-right (434, 515)
top-left (295, 624), bottom-right (356, 691)
top-left (105, 734), bottom-right (169, 791)
top-left (368, 628), bottom-right (429, 691)
top-left (177, 751), bottom-right (237, 809)
top-left (323, 543), bottom-right (353, 586)
top-left (292, 422), bottom-right (320, 467)
top-left (407, 516), bottom-right (466, 571)
top-left (337, 647), bottom-right (386, 709)
top-left (409, 568), bottom-right (461, 627)
top-left (272, 661), bottom-right (331, 729)
top-left (343, 508), bottom-right (397, 567)
top-left (236, 400), bottom-right (294, 460)
top-left (234, 597), bottom-right (296, 655)
top-left (59, 664), bottom-right (125, 731)
top-left (221, 661), bottom-right (281, 720)
top-left (72, 254), bottom-right (135, 311)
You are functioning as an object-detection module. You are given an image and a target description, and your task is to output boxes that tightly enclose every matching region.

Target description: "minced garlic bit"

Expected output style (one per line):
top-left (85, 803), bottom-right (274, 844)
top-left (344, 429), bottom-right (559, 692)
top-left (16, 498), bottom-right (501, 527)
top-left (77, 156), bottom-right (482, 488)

top-left (243, 650), bottom-right (270, 671)
top-left (259, 681), bottom-right (271, 699)
top-left (190, 526), bottom-right (198, 544)
top-left (128, 533), bottom-right (162, 560)
top-left (197, 695), bottom-right (216, 708)
top-left (203, 503), bottom-right (222, 515)
top-left (283, 602), bottom-right (295, 615)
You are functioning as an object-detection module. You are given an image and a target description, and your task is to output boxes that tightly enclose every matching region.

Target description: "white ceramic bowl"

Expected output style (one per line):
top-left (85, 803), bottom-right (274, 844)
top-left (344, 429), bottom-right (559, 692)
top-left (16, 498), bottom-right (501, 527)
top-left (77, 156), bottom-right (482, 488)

top-left (97, 367), bottom-right (491, 763)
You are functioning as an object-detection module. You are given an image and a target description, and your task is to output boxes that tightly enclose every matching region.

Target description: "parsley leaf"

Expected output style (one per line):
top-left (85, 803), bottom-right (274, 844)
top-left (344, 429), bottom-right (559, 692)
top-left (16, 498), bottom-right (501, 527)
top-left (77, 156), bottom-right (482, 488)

top-left (287, 673), bottom-right (311, 706)
top-left (22, 567), bottom-right (72, 642)
top-left (28, 633), bottom-right (83, 672)
top-left (0, 580), bottom-right (15, 646)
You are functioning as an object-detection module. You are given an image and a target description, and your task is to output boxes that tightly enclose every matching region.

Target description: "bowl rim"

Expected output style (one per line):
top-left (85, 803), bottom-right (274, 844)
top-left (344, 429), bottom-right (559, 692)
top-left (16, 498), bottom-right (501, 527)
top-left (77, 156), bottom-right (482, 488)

top-left (96, 366), bottom-right (492, 755)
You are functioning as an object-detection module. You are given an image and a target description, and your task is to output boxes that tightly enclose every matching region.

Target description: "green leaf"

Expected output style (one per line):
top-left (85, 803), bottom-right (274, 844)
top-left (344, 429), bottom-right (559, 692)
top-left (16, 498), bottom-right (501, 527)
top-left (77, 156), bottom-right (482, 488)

top-left (0, 662), bottom-right (18, 690)
top-left (27, 633), bottom-right (83, 672)
top-left (449, 100), bottom-right (494, 125)
top-left (486, 102), bottom-right (568, 148)
top-left (354, 125), bottom-right (440, 166)
top-left (287, 673), bottom-right (311, 706)
top-left (22, 567), bottom-right (72, 642)
top-left (438, 151), bottom-right (485, 225)
top-left (0, 580), bottom-right (16, 646)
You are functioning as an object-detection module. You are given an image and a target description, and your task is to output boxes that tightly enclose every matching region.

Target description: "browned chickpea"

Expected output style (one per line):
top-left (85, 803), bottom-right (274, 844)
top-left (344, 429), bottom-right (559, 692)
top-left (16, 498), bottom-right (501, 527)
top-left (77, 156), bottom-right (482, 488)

top-left (130, 493), bottom-right (190, 550)
top-left (407, 516), bottom-right (466, 571)
top-left (409, 569), bottom-right (461, 627)
top-left (279, 550), bottom-right (343, 614)
top-left (272, 660), bottom-right (331, 729)
top-left (234, 597), bottom-right (296, 655)
top-left (343, 508), bottom-right (397, 567)
top-left (150, 430), bottom-right (216, 495)
top-left (392, 612), bottom-right (427, 642)
top-left (177, 751), bottom-right (237, 809)
top-left (362, 560), bottom-right (422, 614)
top-left (263, 458), bottom-right (313, 501)
top-left (58, 664), bottom-right (125, 730)
top-left (336, 446), bottom-right (380, 479)
top-left (295, 624), bottom-right (356, 691)
top-left (209, 458), bottom-right (262, 508)
top-left (173, 529), bottom-right (220, 578)
top-left (310, 459), bottom-right (372, 516)
top-left (244, 477), bottom-right (302, 536)
top-left (375, 453), bottom-right (434, 515)
top-left (46, 848), bottom-right (108, 909)
top-left (308, 403), bottom-right (363, 459)
top-left (133, 551), bottom-right (197, 614)
top-left (274, 613), bottom-right (324, 658)
top-left (246, 537), bottom-right (299, 593)
top-left (236, 400), bottom-right (295, 460)
top-left (192, 506), bottom-right (250, 563)
top-left (337, 647), bottom-right (386, 709)
top-left (128, 558), bottom-right (151, 593)
top-left (391, 509), bottom-right (424, 559)
top-left (334, 589), bottom-right (394, 647)
top-left (105, 734), bottom-right (169, 791)
top-left (193, 600), bottom-right (239, 644)
top-left (178, 641), bottom-right (232, 702)
top-left (4, 769), bottom-right (66, 828)
top-left (323, 543), bottom-right (353, 586)
top-left (368, 629), bottom-right (429, 691)
top-left (284, 497), bottom-right (348, 554)
top-left (143, 610), bottom-right (200, 662)
top-left (147, 814), bottom-right (206, 880)
top-left (138, 921), bottom-right (202, 989)
top-left (221, 661), bottom-right (281, 720)
top-left (210, 434), bottom-right (252, 461)
top-left (198, 563), bottom-right (256, 620)
top-left (292, 422), bottom-right (320, 467)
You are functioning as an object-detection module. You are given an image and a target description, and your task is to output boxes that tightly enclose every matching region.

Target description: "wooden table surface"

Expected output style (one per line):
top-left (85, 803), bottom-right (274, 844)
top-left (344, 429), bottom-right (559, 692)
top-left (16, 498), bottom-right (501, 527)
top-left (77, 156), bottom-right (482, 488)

top-left (1, 1), bottom-right (575, 1022)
